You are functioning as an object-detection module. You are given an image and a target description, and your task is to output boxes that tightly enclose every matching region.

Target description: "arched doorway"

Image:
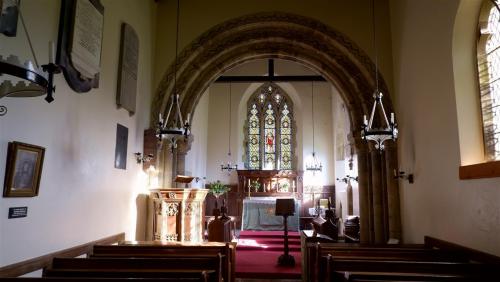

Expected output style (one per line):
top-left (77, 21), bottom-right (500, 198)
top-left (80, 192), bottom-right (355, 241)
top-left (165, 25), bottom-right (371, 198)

top-left (151, 12), bottom-right (401, 243)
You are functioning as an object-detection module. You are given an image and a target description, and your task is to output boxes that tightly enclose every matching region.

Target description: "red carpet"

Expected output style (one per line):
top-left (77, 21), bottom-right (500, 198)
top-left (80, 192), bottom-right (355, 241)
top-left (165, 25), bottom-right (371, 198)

top-left (236, 231), bottom-right (302, 279)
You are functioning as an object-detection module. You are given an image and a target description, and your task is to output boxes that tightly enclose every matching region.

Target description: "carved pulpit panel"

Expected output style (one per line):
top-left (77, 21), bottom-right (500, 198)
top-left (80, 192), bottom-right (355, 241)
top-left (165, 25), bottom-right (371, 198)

top-left (149, 188), bottom-right (208, 242)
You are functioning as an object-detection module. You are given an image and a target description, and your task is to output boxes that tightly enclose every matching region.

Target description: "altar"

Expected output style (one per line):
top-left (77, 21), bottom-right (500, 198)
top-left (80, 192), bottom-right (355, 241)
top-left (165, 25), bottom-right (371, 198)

top-left (241, 197), bottom-right (300, 231)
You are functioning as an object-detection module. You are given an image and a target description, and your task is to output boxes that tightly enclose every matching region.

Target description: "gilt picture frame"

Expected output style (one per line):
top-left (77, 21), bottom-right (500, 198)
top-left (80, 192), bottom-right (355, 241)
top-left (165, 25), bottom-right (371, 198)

top-left (3, 141), bottom-right (45, 197)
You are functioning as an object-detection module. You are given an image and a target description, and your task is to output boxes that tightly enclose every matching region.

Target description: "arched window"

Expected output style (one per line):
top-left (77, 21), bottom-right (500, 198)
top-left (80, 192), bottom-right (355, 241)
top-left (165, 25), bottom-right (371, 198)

top-left (478, 1), bottom-right (500, 160)
top-left (246, 83), bottom-right (294, 170)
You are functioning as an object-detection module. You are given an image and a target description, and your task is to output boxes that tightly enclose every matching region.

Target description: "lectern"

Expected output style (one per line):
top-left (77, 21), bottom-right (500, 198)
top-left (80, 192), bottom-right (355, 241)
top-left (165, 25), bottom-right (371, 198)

top-left (275, 198), bottom-right (296, 266)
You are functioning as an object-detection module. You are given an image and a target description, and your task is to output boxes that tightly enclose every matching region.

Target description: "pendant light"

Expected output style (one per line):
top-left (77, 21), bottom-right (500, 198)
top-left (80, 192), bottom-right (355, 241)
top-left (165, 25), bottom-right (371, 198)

top-left (221, 82), bottom-right (238, 173)
top-left (156, 0), bottom-right (191, 150)
top-left (361, 0), bottom-right (398, 151)
top-left (0, 1), bottom-right (60, 116)
top-left (306, 81), bottom-right (322, 173)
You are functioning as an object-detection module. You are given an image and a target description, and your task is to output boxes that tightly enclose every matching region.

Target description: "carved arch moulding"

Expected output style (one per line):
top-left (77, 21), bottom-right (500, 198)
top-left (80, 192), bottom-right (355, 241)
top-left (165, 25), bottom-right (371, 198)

top-left (151, 12), bottom-right (401, 243)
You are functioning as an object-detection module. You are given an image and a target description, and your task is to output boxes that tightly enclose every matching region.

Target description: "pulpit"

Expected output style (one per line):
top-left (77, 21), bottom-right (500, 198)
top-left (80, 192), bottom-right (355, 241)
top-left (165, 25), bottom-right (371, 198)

top-left (148, 188), bottom-right (208, 242)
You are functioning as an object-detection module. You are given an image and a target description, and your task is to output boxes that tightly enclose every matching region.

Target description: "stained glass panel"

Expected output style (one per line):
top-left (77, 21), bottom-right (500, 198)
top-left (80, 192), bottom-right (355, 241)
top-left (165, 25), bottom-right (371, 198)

top-left (483, 6), bottom-right (500, 160)
top-left (245, 83), bottom-right (294, 170)
top-left (280, 104), bottom-right (292, 169)
top-left (264, 104), bottom-right (276, 170)
top-left (248, 104), bottom-right (260, 169)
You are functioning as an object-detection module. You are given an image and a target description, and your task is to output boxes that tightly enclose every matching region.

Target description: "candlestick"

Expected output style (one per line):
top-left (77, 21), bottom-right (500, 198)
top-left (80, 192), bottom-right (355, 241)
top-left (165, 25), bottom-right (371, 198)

top-left (49, 41), bottom-right (55, 64)
top-left (187, 113), bottom-right (191, 121)
top-left (390, 112), bottom-right (395, 124)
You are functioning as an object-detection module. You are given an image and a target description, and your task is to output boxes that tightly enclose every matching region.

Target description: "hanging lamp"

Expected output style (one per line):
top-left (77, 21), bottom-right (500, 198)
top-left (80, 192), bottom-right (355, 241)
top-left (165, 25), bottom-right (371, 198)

top-left (156, 0), bottom-right (191, 150)
top-left (0, 1), bottom-right (60, 116)
top-left (221, 82), bottom-right (238, 173)
top-left (361, 0), bottom-right (398, 151)
top-left (306, 81), bottom-right (322, 173)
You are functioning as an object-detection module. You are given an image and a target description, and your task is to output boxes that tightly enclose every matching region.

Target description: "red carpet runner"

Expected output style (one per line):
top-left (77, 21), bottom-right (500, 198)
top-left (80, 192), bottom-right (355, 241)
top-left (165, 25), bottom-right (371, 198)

top-left (235, 231), bottom-right (302, 279)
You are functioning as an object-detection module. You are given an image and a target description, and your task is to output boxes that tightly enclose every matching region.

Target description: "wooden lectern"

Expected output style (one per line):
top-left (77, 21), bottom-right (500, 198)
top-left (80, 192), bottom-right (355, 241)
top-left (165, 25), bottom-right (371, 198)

top-left (276, 198), bottom-right (296, 267)
top-left (148, 188), bottom-right (208, 242)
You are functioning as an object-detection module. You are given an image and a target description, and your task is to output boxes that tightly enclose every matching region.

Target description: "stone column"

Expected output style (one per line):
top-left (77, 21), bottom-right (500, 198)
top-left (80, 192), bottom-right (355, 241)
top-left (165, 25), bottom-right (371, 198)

top-left (356, 141), bottom-right (371, 243)
top-left (385, 141), bottom-right (402, 241)
top-left (370, 149), bottom-right (384, 244)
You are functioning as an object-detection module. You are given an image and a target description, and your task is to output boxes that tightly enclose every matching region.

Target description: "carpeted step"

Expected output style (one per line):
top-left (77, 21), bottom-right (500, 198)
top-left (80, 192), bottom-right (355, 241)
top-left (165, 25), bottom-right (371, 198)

top-left (239, 230), bottom-right (300, 239)
top-left (237, 244), bottom-right (301, 252)
top-left (237, 237), bottom-right (301, 246)
top-left (235, 250), bottom-right (302, 279)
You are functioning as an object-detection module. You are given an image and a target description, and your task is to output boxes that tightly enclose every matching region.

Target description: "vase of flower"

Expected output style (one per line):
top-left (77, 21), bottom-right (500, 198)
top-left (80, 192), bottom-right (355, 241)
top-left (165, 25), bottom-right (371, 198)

top-left (208, 180), bottom-right (230, 202)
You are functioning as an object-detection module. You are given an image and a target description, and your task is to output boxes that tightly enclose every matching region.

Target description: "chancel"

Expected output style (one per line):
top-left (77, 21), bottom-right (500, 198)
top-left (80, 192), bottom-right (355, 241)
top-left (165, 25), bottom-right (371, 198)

top-left (1, 0), bottom-right (500, 281)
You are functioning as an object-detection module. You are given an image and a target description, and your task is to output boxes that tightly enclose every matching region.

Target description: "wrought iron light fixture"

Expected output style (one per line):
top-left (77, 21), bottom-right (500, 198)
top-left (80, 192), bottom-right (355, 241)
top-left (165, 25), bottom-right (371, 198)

top-left (306, 81), bottom-right (322, 173)
top-left (134, 152), bottom-right (154, 164)
top-left (156, 0), bottom-right (190, 149)
top-left (221, 82), bottom-right (238, 173)
top-left (361, 0), bottom-right (398, 151)
top-left (0, 2), bottom-right (60, 116)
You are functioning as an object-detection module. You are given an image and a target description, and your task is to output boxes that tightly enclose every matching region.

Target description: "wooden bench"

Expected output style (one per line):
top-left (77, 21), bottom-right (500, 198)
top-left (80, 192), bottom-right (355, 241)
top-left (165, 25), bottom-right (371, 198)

top-left (91, 241), bottom-right (236, 282)
top-left (302, 231), bottom-right (500, 282)
top-left (321, 255), bottom-right (497, 281)
top-left (332, 271), bottom-right (475, 282)
top-left (44, 268), bottom-right (215, 281)
top-left (44, 256), bottom-right (223, 281)
top-left (0, 278), bottom-right (204, 281)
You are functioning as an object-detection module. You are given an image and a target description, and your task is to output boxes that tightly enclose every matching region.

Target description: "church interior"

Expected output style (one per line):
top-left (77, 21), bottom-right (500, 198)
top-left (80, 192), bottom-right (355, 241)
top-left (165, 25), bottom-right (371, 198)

top-left (1, 0), bottom-right (500, 280)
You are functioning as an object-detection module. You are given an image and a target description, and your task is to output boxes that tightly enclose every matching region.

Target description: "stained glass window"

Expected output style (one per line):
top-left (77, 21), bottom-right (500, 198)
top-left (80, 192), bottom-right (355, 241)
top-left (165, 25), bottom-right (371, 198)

top-left (248, 104), bottom-right (260, 169)
top-left (246, 83), bottom-right (294, 170)
top-left (478, 2), bottom-right (500, 160)
top-left (264, 104), bottom-right (276, 169)
top-left (280, 104), bottom-right (292, 169)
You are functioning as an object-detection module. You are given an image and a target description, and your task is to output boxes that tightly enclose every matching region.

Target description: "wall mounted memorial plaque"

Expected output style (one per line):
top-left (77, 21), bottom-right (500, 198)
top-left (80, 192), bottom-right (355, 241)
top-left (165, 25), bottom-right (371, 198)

top-left (56, 0), bottom-right (104, 93)
top-left (116, 23), bottom-right (139, 115)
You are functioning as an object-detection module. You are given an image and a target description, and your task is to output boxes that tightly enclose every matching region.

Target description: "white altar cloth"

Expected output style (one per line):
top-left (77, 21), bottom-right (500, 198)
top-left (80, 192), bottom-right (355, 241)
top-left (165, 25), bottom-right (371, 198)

top-left (241, 197), bottom-right (300, 231)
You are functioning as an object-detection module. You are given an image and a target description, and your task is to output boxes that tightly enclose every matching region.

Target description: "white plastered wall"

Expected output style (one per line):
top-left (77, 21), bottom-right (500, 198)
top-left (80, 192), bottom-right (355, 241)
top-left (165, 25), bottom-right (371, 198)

top-left (184, 89), bottom-right (210, 188)
top-left (390, 0), bottom-right (500, 256)
top-left (0, 0), bottom-right (156, 266)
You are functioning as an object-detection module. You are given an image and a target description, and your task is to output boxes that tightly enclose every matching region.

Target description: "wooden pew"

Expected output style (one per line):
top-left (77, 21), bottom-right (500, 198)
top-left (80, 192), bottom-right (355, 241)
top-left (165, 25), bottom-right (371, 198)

top-left (303, 231), bottom-right (500, 282)
top-left (92, 241), bottom-right (236, 282)
top-left (321, 254), bottom-right (497, 281)
top-left (332, 271), bottom-right (475, 282)
top-left (0, 278), bottom-right (202, 281)
top-left (44, 268), bottom-right (215, 281)
top-left (45, 256), bottom-right (223, 282)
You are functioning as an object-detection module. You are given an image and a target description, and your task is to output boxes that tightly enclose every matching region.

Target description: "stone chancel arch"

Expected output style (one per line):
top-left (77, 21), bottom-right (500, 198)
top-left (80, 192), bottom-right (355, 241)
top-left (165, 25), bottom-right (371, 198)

top-left (152, 12), bottom-right (401, 243)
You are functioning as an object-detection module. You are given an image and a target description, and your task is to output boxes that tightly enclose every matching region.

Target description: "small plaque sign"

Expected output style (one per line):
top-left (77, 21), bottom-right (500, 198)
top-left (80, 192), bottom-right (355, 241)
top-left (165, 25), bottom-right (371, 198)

top-left (8, 206), bottom-right (27, 218)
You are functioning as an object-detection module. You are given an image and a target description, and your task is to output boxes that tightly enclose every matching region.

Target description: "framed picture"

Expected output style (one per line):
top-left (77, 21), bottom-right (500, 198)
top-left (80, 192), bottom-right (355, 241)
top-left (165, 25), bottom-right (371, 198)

top-left (3, 141), bottom-right (45, 197)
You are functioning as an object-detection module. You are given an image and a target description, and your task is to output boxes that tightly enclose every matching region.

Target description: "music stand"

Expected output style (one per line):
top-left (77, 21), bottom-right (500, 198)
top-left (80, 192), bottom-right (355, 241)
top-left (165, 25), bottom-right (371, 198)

top-left (275, 198), bottom-right (296, 267)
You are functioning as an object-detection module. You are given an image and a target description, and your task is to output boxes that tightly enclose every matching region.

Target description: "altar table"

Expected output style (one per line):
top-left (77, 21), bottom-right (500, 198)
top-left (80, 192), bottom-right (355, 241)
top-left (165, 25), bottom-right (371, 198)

top-left (241, 197), bottom-right (300, 231)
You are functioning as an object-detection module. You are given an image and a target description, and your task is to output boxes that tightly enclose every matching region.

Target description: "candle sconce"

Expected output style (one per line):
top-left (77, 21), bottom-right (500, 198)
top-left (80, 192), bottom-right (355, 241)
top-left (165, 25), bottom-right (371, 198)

top-left (336, 175), bottom-right (358, 184)
top-left (134, 152), bottom-right (154, 164)
top-left (394, 169), bottom-right (414, 184)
